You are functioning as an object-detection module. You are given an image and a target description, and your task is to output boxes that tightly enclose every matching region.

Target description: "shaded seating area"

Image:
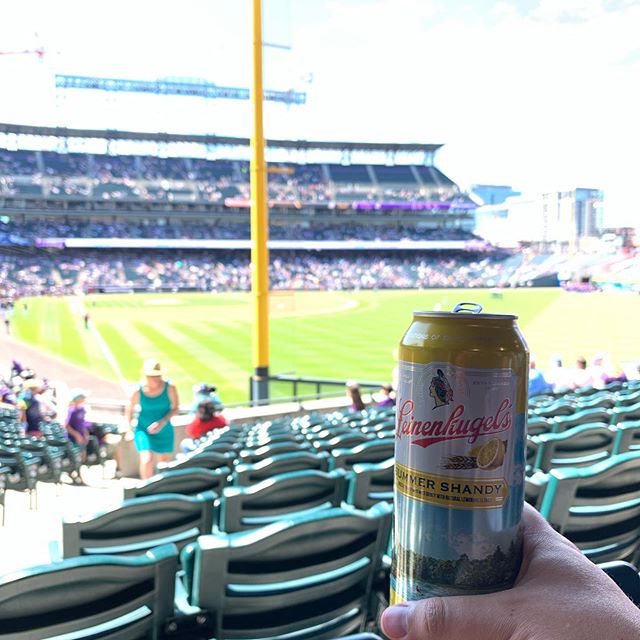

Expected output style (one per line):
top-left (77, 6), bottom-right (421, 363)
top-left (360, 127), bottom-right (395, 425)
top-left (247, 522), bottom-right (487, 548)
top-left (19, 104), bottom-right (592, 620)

top-left (177, 503), bottom-right (393, 639)
top-left (0, 543), bottom-right (178, 640)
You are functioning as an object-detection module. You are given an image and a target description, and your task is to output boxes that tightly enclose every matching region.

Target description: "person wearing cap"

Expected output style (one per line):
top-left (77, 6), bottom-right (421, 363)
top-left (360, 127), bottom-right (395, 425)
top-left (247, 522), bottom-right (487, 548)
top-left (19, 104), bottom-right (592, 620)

top-left (64, 390), bottom-right (93, 457)
top-left (125, 359), bottom-right (179, 479)
top-left (185, 398), bottom-right (228, 441)
top-left (18, 378), bottom-right (45, 436)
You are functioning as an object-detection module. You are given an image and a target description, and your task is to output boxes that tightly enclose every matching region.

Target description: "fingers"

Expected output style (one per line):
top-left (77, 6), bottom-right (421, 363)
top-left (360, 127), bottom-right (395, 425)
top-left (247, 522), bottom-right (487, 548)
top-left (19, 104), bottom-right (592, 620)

top-left (382, 592), bottom-right (516, 640)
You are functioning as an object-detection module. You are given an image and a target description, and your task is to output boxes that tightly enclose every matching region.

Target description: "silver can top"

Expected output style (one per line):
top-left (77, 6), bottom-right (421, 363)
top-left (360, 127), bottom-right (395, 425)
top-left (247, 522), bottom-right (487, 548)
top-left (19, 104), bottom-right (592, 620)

top-left (413, 302), bottom-right (517, 320)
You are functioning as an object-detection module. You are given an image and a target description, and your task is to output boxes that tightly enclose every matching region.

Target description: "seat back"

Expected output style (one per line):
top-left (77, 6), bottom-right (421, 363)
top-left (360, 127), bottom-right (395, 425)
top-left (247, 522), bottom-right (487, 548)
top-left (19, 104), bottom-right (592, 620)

top-left (527, 416), bottom-right (551, 436)
top-left (552, 408), bottom-right (612, 432)
top-left (535, 400), bottom-right (576, 419)
top-left (233, 451), bottom-right (330, 486)
top-left (124, 467), bottom-right (230, 499)
top-left (186, 503), bottom-right (393, 640)
top-left (313, 433), bottom-right (370, 453)
top-left (612, 420), bottom-right (640, 455)
top-left (0, 544), bottom-right (177, 640)
top-left (63, 491), bottom-right (216, 557)
top-left (611, 402), bottom-right (640, 426)
top-left (533, 424), bottom-right (615, 472)
top-left (539, 451), bottom-right (640, 563)
top-left (330, 439), bottom-right (395, 471)
top-left (220, 469), bottom-right (347, 532)
top-left (238, 442), bottom-right (310, 464)
top-left (346, 458), bottom-right (394, 509)
top-left (164, 451), bottom-right (234, 471)
top-left (599, 560), bottom-right (640, 606)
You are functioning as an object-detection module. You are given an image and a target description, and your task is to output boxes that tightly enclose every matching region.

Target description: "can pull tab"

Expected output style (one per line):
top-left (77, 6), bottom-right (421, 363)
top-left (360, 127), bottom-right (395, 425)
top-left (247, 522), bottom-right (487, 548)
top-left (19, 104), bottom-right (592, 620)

top-left (453, 302), bottom-right (483, 314)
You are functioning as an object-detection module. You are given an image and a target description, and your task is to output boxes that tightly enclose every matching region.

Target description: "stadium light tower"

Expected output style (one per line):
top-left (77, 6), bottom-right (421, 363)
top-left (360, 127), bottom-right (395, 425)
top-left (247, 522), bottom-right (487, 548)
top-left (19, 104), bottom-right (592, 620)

top-left (250, 0), bottom-right (270, 404)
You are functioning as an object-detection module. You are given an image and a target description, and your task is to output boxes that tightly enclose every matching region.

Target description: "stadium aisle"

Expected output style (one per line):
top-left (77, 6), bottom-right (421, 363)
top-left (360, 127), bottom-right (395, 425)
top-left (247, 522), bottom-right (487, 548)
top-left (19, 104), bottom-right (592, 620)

top-left (0, 466), bottom-right (128, 575)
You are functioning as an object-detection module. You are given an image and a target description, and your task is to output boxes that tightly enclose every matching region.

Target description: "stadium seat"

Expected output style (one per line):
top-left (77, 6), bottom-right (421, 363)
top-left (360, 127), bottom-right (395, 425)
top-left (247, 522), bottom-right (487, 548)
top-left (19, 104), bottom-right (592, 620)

top-left (0, 543), bottom-right (178, 640)
top-left (233, 451), bottom-right (330, 486)
top-left (527, 416), bottom-right (551, 436)
top-left (0, 445), bottom-right (39, 509)
top-left (61, 491), bottom-right (216, 558)
top-left (611, 402), bottom-right (640, 426)
top-left (177, 503), bottom-right (393, 640)
top-left (237, 442), bottom-right (310, 464)
top-left (599, 561), bottom-right (640, 607)
top-left (346, 458), bottom-right (394, 509)
top-left (330, 439), bottom-right (395, 471)
top-left (576, 393), bottom-right (617, 411)
top-left (161, 450), bottom-right (235, 472)
top-left (539, 451), bottom-right (640, 564)
top-left (612, 421), bottom-right (640, 455)
top-left (219, 469), bottom-right (347, 532)
top-left (124, 466), bottom-right (230, 500)
top-left (312, 432), bottom-right (370, 453)
top-left (532, 423), bottom-right (615, 472)
top-left (552, 408), bottom-right (612, 432)
top-left (535, 401), bottom-right (576, 419)
top-left (615, 389), bottom-right (640, 408)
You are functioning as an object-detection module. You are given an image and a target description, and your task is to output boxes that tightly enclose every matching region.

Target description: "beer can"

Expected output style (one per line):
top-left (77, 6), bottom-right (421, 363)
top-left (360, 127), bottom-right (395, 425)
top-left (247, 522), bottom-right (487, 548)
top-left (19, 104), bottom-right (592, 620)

top-left (391, 302), bottom-right (529, 603)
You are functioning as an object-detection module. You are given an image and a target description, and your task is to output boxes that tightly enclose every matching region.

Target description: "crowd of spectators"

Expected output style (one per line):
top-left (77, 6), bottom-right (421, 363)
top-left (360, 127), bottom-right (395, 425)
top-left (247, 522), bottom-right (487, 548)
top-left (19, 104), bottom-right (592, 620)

top-left (0, 217), bottom-right (478, 243)
top-left (0, 148), bottom-right (461, 206)
top-left (529, 353), bottom-right (632, 396)
top-left (0, 249), bottom-right (513, 299)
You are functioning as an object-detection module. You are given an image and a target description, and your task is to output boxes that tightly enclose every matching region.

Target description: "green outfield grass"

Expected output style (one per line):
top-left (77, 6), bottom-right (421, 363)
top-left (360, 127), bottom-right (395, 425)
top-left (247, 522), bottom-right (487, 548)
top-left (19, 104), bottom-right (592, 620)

top-left (10, 289), bottom-right (640, 404)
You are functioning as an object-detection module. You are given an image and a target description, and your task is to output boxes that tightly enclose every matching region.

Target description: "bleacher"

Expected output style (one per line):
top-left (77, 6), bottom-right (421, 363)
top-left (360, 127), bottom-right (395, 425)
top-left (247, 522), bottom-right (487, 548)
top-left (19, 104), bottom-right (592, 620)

top-left (0, 147), bottom-right (466, 208)
top-left (1, 378), bottom-right (639, 636)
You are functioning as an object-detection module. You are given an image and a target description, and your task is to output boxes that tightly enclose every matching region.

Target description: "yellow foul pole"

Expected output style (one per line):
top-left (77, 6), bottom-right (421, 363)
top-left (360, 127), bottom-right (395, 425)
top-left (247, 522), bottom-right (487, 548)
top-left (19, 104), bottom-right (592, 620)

top-left (250, 0), bottom-right (270, 403)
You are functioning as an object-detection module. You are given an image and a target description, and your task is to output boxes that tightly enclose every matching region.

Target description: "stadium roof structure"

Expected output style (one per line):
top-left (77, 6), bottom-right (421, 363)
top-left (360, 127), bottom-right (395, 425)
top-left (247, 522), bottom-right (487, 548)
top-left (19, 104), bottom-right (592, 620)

top-left (0, 122), bottom-right (443, 154)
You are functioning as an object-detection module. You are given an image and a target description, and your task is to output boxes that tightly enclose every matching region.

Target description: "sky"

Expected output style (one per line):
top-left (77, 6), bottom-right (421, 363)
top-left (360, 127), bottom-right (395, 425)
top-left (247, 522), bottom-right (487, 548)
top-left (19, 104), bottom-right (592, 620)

top-left (0, 0), bottom-right (638, 226)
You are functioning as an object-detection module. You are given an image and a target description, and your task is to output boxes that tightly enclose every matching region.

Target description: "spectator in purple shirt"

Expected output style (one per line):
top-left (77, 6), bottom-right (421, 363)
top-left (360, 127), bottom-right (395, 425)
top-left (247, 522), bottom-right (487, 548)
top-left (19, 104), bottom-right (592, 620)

top-left (65, 390), bottom-right (93, 457)
top-left (377, 383), bottom-right (396, 408)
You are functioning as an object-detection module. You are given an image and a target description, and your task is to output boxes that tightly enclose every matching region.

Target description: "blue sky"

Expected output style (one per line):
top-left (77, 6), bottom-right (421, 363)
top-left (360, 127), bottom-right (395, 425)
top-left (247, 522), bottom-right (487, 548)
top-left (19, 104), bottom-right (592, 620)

top-left (0, 0), bottom-right (638, 225)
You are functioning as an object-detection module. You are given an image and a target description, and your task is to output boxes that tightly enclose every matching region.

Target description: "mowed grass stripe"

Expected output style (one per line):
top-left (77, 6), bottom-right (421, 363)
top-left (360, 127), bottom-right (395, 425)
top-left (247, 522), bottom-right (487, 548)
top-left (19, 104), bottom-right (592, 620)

top-left (132, 321), bottom-right (245, 400)
top-left (96, 322), bottom-right (150, 383)
top-left (169, 323), bottom-right (252, 393)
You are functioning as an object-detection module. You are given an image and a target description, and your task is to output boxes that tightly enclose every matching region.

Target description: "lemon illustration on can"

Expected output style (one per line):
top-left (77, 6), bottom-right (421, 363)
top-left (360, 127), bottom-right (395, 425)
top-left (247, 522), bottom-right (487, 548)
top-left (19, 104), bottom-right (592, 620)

top-left (476, 438), bottom-right (507, 470)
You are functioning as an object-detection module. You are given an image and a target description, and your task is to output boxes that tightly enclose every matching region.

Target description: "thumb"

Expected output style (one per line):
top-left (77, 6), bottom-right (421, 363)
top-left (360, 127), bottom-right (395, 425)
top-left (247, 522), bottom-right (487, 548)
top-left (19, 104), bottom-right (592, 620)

top-left (381, 591), bottom-right (517, 640)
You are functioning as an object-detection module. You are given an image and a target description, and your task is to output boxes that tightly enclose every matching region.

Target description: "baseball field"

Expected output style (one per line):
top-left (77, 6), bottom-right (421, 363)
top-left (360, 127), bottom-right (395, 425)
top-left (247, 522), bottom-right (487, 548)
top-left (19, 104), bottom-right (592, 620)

top-left (9, 288), bottom-right (640, 404)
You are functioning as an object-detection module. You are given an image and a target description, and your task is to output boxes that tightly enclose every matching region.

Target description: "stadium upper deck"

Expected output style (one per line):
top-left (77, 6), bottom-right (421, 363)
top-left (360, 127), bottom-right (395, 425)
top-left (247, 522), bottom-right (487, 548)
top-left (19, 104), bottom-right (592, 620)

top-left (0, 125), bottom-right (472, 222)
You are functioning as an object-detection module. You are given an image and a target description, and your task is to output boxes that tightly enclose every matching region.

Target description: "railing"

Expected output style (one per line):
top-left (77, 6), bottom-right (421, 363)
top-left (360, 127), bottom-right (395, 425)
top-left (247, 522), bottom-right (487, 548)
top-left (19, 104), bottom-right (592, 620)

top-left (249, 373), bottom-right (385, 407)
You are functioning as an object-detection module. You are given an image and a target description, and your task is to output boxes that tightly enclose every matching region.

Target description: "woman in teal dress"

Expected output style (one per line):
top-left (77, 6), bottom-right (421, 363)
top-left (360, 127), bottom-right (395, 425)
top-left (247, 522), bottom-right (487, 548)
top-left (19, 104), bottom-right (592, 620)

top-left (125, 359), bottom-right (179, 479)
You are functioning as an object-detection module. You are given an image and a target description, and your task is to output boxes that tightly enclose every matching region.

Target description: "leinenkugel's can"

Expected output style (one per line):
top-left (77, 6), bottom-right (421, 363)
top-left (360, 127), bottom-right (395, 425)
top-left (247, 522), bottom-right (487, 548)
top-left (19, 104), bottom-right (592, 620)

top-left (391, 302), bottom-right (529, 603)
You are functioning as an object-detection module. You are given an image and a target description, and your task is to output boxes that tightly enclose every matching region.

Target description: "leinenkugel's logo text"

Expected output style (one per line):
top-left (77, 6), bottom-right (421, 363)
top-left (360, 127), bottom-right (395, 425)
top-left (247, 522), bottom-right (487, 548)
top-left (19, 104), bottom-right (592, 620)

top-left (396, 398), bottom-right (513, 448)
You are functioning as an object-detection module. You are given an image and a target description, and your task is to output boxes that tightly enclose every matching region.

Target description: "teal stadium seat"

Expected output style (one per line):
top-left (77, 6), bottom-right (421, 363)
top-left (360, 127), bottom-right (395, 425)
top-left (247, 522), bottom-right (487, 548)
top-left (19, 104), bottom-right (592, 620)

top-left (612, 421), bottom-right (640, 455)
top-left (599, 561), bottom-right (640, 607)
top-left (611, 401), bottom-right (640, 426)
top-left (178, 503), bottom-right (393, 640)
top-left (233, 451), bottom-right (330, 486)
top-left (219, 469), bottom-right (347, 532)
top-left (237, 442), bottom-right (310, 464)
top-left (346, 458), bottom-right (394, 509)
top-left (539, 451), bottom-right (640, 564)
top-left (124, 466), bottom-right (230, 500)
top-left (0, 543), bottom-right (178, 640)
top-left (162, 450), bottom-right (235, 472)
top-left (552, 408), bottom-right (612, 432)
top-left (330, 439), bottom-right (395, 471)
top-left (535, 400), bottom-right (576, 419)
top-left (62, 491), bottom-right (216, 558)
top-left (532, 424), bottom-right (615, 472)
